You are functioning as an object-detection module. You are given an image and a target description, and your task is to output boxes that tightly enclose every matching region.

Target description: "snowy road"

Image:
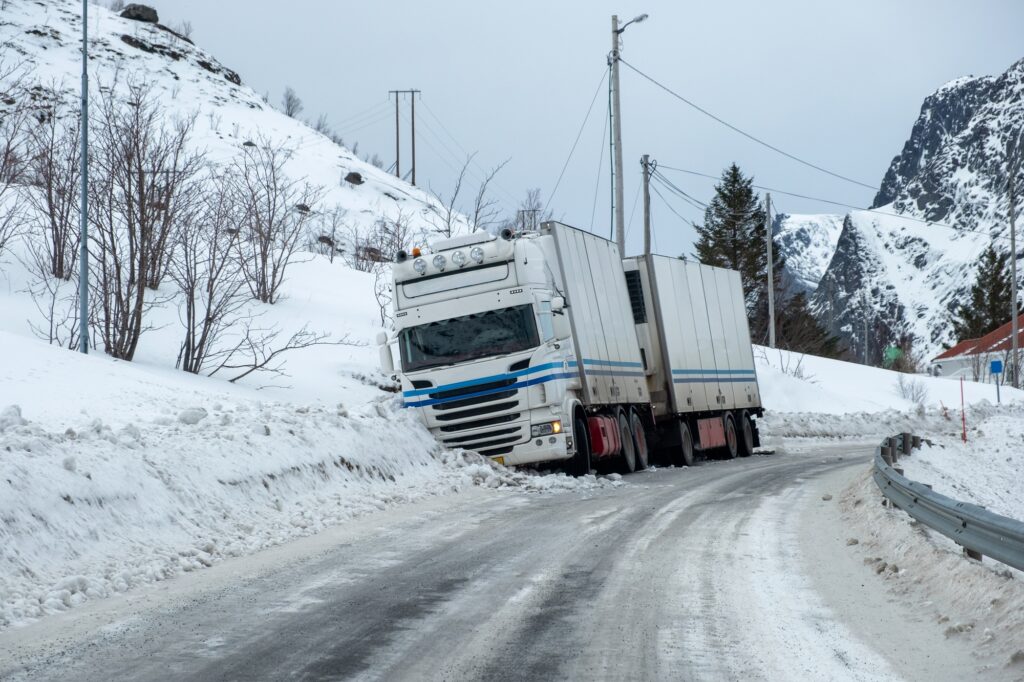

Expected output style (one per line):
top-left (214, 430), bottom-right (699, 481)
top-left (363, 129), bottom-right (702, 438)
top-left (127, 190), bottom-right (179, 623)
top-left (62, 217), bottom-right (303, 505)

top-left (0, 445), bottom-right (986, 681)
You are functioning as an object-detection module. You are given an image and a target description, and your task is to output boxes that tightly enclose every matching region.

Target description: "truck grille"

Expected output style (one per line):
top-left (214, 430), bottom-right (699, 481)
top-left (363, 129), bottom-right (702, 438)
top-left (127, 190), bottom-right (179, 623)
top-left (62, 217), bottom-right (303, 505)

top-left (441, 424), bottom-right (526, 457)
top-left (430, 375), bottom-right (527, 456)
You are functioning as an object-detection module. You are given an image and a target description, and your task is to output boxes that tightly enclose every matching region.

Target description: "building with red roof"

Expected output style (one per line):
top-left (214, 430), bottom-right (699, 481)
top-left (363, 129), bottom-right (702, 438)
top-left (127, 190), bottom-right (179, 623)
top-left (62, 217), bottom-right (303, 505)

top-left (931, 314), bottom-right (1024, 381)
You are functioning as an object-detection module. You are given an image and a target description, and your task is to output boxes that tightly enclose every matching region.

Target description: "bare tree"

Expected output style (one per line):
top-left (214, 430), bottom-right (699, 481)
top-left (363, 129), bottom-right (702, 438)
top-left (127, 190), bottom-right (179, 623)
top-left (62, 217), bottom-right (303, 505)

top-left (208, 321), bottom-right (354, 384)
top-left (88, 81), bottom-right (195, 360)
top-left (471, 157), bottom-right (510, 232)
top-left (281, 86), bottom-right (303, 118)
top-left (25, 267), bottom-right (82, 349)
top-left (23, 87), bottom-right (81, 280)
top-left (0, 61), bottom-right (28, 256)
top-left (232, 137), bottom-right (322, 303)
top-left (174, 21), bottom-right (194, 40)
top-left (428, 153), bottom-right (473, 238)
top-left (170, 170), bottom-right (248, 374)
top-left (509, 187), bottom-right (551, 232)
top-left (108, 0), bottom-right (126, 11)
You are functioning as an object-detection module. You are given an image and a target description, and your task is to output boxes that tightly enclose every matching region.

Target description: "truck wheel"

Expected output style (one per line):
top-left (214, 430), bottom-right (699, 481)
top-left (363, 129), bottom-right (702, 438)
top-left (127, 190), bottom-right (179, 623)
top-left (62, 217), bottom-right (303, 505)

top-left (675, 421), bottom-right (695, 467)
top-left (569, 414), bottom-right (592, 477)
top-left (629, 409), bottom-right (649, 470)
top-left (723, 413), bottom-right (738, 460)
top-left (738, 410), bottom-right (754, 457)
top-left (617, 410), bottom-right (637, 473)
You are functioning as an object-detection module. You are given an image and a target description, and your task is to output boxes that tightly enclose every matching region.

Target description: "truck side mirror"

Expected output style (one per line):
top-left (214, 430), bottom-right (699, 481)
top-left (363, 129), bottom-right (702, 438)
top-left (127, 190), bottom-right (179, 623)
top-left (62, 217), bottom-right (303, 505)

top-left (551, 296), bottom-right (565, 313)
top-left (377, 331), bottom-right (395, 374)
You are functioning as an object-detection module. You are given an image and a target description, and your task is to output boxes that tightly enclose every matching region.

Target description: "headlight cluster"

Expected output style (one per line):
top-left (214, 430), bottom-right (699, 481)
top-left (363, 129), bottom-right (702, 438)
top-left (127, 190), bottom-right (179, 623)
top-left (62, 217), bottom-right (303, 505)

top-left (432, 254), bottom-right (447, 271)
top-left (413, 258), bottom-right (427, 274)
top-left (531, 421), bottom-right (562, 437)
top-left (451, 250), bottom-right (467, 267)
top-left (470, 247), bottom-right (485, 263)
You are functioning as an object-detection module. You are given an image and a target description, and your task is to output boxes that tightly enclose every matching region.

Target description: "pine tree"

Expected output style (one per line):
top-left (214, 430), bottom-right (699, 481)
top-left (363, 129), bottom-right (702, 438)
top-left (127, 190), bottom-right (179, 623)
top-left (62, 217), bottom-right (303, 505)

top-left (950, 244), bottom-right (1017, 341)
top-left (776, 292), bottom-right (845, 358)
top-left (693, 164), bottom-right (777, 342)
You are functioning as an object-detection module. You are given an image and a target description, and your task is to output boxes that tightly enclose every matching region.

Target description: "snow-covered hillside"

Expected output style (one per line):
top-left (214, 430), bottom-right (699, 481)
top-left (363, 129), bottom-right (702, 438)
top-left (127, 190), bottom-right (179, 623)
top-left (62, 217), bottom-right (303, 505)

top-left (772, 213), bottom-right (844, 293)
top-left (810, 210), bottom-right (991, 363)
top-left (0, 0), bottom-right (458, 239)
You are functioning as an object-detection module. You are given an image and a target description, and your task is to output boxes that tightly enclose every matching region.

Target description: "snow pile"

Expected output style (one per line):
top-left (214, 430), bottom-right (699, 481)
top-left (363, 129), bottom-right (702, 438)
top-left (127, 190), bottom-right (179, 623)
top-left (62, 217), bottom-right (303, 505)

top-left (840, 471), bottom-right (1024, 671)
top-left (900, 404), bottom-right (1024, 521)
top-left (0, 332), bottom-right (617, 630)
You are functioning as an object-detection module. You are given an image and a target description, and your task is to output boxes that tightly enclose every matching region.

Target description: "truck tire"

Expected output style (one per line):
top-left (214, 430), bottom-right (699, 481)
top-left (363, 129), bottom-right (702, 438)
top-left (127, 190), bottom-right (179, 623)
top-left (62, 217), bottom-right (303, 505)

top-left (675, 420), bottom-right (695, 467)
top-left (629, 409), bottom-right (649, 470)
top-left (569, 413), bottom-right (592, 477)
top-left (738, 410), bottom-right (755, 457)
top-left (617, 409), bottom-right (637, 473)
top-left (723, 413), bottom-right (738, 460)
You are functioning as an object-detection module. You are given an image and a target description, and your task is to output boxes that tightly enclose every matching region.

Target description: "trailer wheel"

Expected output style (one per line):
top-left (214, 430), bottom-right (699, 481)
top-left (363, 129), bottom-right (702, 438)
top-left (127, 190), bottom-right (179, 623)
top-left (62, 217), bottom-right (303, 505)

top-left (723, 413), bottom-right (738, 460)
top-left (629, 409), bottom-right (649, 470)
top-left (569, 413), bottom-right (592, 477)
top-left (738, 410), bottom-right (754, 457)
top-left (617, 409), bottom-right (637, 473)
top-left (675, 421), bottom-right (695, 467)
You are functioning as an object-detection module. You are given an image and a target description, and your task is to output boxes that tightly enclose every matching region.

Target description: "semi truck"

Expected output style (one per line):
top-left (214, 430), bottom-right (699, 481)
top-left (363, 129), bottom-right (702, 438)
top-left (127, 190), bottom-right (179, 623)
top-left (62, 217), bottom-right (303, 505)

top-left (378, 221), bottom-right (763, 475)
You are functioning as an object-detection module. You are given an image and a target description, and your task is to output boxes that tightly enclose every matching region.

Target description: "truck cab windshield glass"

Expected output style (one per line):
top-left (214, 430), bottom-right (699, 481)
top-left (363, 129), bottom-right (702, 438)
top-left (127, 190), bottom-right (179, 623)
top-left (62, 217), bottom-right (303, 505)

top-left (399, 304), bottom-right (540, 372)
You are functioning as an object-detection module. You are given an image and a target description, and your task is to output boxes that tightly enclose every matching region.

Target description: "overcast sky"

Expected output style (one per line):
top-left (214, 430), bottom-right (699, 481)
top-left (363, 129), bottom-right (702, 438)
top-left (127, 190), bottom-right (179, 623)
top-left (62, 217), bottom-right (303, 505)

top-left (154, 0), bottom-right (1023, 257)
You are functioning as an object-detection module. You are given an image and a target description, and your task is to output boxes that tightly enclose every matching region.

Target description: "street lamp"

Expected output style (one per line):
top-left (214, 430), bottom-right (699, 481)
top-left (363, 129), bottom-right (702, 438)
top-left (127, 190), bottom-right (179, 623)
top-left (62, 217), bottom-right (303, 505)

top-left (610, 13), bottom-right (648, 257)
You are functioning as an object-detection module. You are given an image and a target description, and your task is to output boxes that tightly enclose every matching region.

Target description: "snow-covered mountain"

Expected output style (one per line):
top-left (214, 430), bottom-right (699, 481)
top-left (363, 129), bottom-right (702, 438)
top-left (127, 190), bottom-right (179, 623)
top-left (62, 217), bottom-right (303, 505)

top-left (801, 58), bottom-right (1024, 361)
top-left (773, 213), bottom-right (845, 293)
top-left (0, 0), bottom-right (456, 239)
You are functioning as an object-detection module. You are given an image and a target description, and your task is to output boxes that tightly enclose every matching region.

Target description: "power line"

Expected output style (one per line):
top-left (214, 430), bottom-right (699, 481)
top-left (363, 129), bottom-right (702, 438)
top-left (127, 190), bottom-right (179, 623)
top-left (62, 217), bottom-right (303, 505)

top-left (651, 169), bottom-right (707, 210)
top-left (546, 68), bottom-right (609, 212)
top-left (618, 58), bottom-right (878, 191)
top-left (650, 183), bottom-right (700, 229)
top-left (657, 163), bottom-right (1004, 239)
top-left (590, 78), bottom-right (610, 232)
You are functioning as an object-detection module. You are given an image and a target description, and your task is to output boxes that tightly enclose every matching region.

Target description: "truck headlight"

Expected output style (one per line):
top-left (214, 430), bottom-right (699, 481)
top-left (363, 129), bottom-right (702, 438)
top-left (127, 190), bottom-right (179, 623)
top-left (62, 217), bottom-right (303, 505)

top-left (530, 420), bottom-right (562, 437)
top-left (432, 254), bottom-right (447, 271)
top-left (451, 250), bottom-right (467, 267)
top-left (470, 246), bottom-right (485, 263)
top-left (413, 258), bottom-right (427, 274)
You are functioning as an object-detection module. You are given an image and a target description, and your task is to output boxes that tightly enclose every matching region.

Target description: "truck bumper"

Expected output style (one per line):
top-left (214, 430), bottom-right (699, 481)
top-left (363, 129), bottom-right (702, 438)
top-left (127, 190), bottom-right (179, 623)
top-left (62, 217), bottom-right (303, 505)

top-left (490, 432), bottom-right (572, 468)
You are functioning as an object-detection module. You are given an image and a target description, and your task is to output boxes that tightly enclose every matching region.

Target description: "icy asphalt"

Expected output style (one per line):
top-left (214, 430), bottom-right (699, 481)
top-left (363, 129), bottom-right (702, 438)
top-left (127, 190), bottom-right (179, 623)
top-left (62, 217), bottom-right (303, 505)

top-left (0, 444), bottom-right (990, 681)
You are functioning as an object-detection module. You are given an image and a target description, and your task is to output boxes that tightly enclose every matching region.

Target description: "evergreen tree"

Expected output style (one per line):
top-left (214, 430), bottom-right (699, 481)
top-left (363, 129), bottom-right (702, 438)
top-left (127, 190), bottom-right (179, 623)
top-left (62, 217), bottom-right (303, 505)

top-left (693, 163), bottom-right (843, 357)
top-left (950, 244), bottom-right (1017, 341)
top-left (693, 164), bottom-right (779, 343)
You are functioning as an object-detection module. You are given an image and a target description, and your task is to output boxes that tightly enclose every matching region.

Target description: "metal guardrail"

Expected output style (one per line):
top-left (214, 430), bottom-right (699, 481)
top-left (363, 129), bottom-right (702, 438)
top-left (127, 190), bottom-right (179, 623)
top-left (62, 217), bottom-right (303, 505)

top-left (872, 433), bottom-right (1024, 572)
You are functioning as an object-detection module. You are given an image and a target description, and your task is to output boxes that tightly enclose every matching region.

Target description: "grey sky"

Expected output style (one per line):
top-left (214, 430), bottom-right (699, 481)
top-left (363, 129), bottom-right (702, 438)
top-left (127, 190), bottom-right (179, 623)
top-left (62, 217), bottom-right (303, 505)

top-left (155, 0), bottom-right (1023, 257)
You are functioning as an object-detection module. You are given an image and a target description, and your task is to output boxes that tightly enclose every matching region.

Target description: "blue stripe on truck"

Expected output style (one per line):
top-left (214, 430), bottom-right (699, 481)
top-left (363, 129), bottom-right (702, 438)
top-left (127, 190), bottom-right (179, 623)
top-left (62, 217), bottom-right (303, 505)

top-left (402, 372), bottom-right (577, 408)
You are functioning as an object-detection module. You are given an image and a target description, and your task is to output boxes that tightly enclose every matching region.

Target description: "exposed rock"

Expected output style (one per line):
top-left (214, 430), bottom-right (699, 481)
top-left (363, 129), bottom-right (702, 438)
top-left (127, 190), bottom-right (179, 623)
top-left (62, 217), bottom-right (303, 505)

top-left (120, 4), bottom-right (159, 24)
top-left (344, 171), bottom-right (364, 185)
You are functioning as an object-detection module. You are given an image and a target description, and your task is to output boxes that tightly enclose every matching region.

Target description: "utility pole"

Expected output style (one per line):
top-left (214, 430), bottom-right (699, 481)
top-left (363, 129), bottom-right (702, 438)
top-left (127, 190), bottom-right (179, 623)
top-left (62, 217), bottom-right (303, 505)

top-left (766, 193), bottom-right (776, 348)
top-left (863, 292), bottom-right (870, 365)
top-left (78, 0), bottom-right (89, 354)
top-left (388, 89), bottom-right (420, 185)
top-left (1010, 137), bottom-right (1019, 388)
top-left (610, 16), bottom-right (626, 257)
top-left (641, 154), bottom-right (652, 257)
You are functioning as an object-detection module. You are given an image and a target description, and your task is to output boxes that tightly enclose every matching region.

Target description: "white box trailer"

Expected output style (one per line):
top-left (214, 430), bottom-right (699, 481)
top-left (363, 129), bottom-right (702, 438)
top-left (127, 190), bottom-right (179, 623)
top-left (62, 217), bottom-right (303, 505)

top-left (624, 255), bottom-right (763, 464)
top-left (383, 221), bottom-right (762, 474)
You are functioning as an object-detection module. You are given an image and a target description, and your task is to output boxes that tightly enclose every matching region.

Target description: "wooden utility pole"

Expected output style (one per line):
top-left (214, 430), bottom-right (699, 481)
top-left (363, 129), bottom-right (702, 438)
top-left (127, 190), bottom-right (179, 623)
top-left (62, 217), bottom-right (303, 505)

top-left (611, 16), bottom-right (625, 256)
top-left (388, 89), bottom-right (420, 184)
top-left (78, 0), bottom-right (89, 354)
top-left (766, 193), bottom-right (776, 349)
top-left (642, 154), bottom-right (652, 257)
top-left (1010, 137), bottom-right (1019, 388)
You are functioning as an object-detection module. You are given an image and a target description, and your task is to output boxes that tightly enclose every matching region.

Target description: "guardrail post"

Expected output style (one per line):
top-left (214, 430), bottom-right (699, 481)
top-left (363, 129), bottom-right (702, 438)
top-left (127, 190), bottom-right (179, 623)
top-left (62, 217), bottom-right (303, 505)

top-left (881, 446), bottom-right (893, 466)
top-left (964, 547), bottom-right (983, 562)
top-left (902, 432), bottom-right (912, 455)
top-left (888, 437), bottom-right (900, 462)
top-left (912, 435), bottom-right (921, 450)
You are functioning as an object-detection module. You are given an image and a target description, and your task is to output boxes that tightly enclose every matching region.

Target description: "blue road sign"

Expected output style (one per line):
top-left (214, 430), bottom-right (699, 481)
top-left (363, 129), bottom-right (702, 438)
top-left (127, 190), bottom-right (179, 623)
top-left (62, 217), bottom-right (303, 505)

top-left (992, 359), bottom-right (1004, 375)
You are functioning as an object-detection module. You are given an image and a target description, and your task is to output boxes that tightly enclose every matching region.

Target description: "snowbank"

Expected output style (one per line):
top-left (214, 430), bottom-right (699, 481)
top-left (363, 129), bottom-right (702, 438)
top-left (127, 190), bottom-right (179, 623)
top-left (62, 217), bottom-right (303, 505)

top-left (0, 333), bottom-right (619, 630)
top-left (900, 404), bottom-right (1024, 521)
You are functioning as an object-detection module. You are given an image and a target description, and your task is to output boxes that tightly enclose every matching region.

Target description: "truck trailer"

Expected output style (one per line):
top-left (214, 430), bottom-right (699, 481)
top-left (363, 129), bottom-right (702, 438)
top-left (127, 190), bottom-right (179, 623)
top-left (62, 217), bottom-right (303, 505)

top-left (379, 221), bottom-right (763, 475)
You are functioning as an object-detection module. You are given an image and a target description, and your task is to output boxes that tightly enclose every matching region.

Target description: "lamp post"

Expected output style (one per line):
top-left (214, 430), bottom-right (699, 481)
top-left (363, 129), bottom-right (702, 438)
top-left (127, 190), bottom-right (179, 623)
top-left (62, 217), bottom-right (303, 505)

top-left (78, 0), bottom-right (89, 354)
top-left (611, 12), bottom-right (648, 257)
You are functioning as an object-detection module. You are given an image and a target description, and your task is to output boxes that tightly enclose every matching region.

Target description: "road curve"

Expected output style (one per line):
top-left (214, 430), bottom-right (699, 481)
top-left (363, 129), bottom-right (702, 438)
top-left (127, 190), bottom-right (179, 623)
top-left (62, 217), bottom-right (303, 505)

top-left (0, 445), bottom-right (984, 681)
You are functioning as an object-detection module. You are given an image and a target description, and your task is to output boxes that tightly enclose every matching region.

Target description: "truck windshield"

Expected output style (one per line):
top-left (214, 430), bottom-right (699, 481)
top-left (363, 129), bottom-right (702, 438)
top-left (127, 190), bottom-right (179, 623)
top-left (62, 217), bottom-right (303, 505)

top-left (399, 304), bottom-right (539, 372)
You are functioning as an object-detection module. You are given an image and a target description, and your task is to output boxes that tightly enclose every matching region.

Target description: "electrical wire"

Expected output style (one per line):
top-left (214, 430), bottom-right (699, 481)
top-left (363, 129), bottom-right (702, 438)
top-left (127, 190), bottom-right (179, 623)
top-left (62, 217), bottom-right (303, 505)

top-left (618, 58), bottom-right (878, 191)
top-left (625, 181), bottom-right (642, 240)
top-left (656, 164), bottom-right (1002, 239)
top-left (589, 85), bottom-right (609, 233)
top-left (650, 183), bottom-right (701, 229)
top-left (651, 169), bottom-right (708, 210)
top-left (546, 68), bottom-right (609, 212)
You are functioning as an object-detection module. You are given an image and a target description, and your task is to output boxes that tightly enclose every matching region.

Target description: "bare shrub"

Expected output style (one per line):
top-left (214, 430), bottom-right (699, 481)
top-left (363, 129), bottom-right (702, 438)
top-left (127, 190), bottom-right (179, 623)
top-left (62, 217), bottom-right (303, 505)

top-left (310, 204), bottom-right (348, 263)
top-left (89, 81), bottom-right (201, 360)
top-left (170, 170), bottom-right (248, 374)
top-left (208, 322), bottom-right (355, 385)
top-left (23, 86), bottom-right (81, 280)
top-left (471, 157), bottom-right (509, 232)
top-left (0, 62), bottom-right (29, 256)
top-left (231, 137), bottom-right (322, 304)
top-left (896, 374), bottom-right (929, 406)
top-left (281, 87), bottom-right (303, 118)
